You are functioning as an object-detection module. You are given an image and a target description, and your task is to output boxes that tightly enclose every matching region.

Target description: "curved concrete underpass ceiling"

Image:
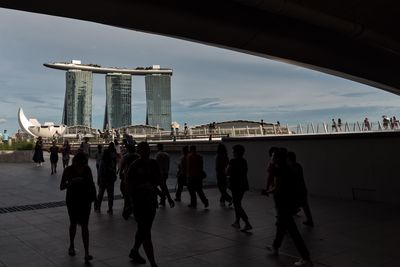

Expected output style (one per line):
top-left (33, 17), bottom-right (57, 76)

top-left (1, 0), bottom-right (400, 94)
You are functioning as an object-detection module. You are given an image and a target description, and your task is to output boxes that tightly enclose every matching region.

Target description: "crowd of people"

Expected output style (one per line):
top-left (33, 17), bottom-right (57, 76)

top-left (54, 137), bottom-right (315, 267)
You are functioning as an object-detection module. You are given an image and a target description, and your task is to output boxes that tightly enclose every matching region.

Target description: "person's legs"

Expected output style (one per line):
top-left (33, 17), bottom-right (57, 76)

top-left (195, 181), bottom-right (208, 207)
top-left (95, 185), bottom-right (105, 211)
top-left (286, 215), bottom-right (311, 261)
top-left (81, 223), bottom-right (92, 261)
top-left (54, 160), bottom-right (58, 173)
top-left (106, 182), bottom-right (114, 213)
top-left (187, 180), bottom-right (197, 207)
top-left (175, 182), bottom-right (183, 201)
top-left (232, 191), bottom-right (251, 229)
top-left (302, 196), bottom-right (314, 226)
top-left (68, 222), bottom-right (77, 255)
top-left (141, 209), bottom-right (157, 266)
top-left (272, 215), bottom-right (287, 251)
top-left (218, 177), bottom-right (232, 203)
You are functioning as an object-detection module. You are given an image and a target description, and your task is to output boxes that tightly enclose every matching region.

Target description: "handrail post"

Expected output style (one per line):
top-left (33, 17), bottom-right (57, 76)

top-left (311, 123), bottom-right (315, 133)
top-left (323, 123), bottom-right (327, 133)
top-left (378, 121), bottom-right (382, 131)
top-left (357, 121), bottom-right (362, 131)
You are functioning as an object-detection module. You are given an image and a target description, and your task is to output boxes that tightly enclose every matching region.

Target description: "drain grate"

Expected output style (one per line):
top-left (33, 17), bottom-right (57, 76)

top-left (0, 201), bottom-right (66, 214)
top-left (0, 185), bottom-right (215, 214)
top-left (0, 196), bottom-right (122, 214)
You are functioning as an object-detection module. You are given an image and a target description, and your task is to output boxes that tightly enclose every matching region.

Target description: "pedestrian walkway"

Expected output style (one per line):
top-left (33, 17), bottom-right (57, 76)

top-left (1, 159), bottom-right (400, 266)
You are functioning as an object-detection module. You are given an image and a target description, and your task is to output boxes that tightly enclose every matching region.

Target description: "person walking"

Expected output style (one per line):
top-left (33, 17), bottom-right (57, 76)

top-left (2, 130), bottom-right (9, 145)
top-left (186, 145), bottom-right (209, 208)
top-left (215, 143), bottom-right (232, 206)
top-left (62, 140), bottom-right (71, 169)
top-left (287, 151), bottom-right (314, 227)
top-left (226, 144), bottom-right (252, 231)
top-left (94, 142), bottom-right (117, 214)
top-left (331, 119), bottom-right (337, 132)
top-left (125, 142), bottom-right (174, 267)
top-left (155, 144), bottom-right (170, 206)
top-left (80, 137), bottom-right (90, 162)
top-left (32, 136), bottom-right (44, 166)
top-left (49, 141), bottom-right (59, 175)
top-left (60, 152), bottom-right (97, 263)
top-left (119, 144), bottom-right (139, 198)
top-left (175, 145), bottom-right (189, 202)
top-left (268, 148), bottom-right (312, 267)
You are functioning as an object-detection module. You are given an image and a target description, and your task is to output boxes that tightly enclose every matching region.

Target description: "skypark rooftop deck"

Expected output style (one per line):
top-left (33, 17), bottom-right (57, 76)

top-left (44, 62), bottom-right (173, 75)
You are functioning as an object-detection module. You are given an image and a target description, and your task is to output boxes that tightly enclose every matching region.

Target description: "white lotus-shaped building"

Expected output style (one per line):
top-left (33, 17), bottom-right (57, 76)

top-left (18, 108), bottom-right (67, 138)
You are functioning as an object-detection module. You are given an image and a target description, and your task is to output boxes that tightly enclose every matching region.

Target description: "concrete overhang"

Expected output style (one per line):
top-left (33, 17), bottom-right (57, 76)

top-left (1, 1), bottom-right (400, 94)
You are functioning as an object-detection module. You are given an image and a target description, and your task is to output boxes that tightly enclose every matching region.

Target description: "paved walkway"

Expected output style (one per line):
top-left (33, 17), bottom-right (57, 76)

top-left (1, 158), bottom-right (400, 266)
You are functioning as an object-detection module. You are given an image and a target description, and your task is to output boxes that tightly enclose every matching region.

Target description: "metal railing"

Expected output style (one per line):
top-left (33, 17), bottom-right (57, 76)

top-left (287, 121), bottom-right (400, 135)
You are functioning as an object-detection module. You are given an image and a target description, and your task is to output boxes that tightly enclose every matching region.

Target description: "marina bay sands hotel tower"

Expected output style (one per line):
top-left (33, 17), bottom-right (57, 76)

top-left (44, 61), bottom-right (173, 130)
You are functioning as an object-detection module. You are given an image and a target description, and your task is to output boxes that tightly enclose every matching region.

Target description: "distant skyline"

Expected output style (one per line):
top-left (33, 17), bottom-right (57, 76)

top-left (1, 8), bottom-right (400, 134)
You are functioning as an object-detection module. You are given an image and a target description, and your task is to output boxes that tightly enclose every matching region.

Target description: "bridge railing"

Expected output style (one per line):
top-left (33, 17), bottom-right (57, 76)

top-left (287, 121), bottom-right (400, 134)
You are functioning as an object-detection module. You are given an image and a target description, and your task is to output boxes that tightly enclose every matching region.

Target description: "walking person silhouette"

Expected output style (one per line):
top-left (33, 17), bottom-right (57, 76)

top-left (95, 142), bottom-right (117, 214)
top-left (226, 144), bottom-right (252, 231)
top-left (268, 148), bottom-right (312, 266)
top-left (215, 143), bottom-right (232, 206)
top-left (175, 145), bottom-right (189, 202)
top-left (186, 145), bottom-right (209, 208)
top-left (287, 151), bottom-right (314, 227)
top-left (125, 142), bottom-right (174, 267)
top-left (60, 152), bottom-right (97, 263)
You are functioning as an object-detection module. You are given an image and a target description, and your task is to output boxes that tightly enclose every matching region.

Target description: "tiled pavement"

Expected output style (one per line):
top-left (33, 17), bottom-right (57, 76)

top-left (1, 157), bottom-right (400, 266)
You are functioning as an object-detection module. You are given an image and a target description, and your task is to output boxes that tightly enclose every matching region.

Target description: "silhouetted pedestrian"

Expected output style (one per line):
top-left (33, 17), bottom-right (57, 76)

top-left (175, 145), bottom-right (189, 202)
top-left (331, 119), bottom-right (337, 132)
top-left (95, 142), bottom-right (117, 214)
top-left (268, 148), bottom-right (312, 266)
top-left (95, 144), bottom-right (103, 173)
top-left (60, 152), bottom-right (96, 263)
top-left (62, 140), bottom-right (71, 169)
top-left (263, 147), bottom-right (279, 196)
top-left (125, 142), bottom-right (174, 267)
top-left (226, 144), bottom-right (252, 231)
top-left (155, 144), bottom-right (170, 206)
top-left (32, 136), bottom-right (44, 166)
top-left (337, 118), bottom-right (342, 131)
top-left (49, 141), bottom-right (59, 175)
top-left (186, 145), bottom-right (209, 208)
top-left (215, 143), bottom-right (232, 206)
top-left (119, 144), bottom-right (139, 198)
top-left (287, 151), bottom-right (314, 227)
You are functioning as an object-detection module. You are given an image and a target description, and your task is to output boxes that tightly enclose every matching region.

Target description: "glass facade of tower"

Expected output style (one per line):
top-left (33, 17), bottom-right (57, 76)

top-left (103, 73), bottom-right (132, 129)
top-left (145, 74), bottom-right (171, 130)
top-left (63, 70), bottom-right (93, 127)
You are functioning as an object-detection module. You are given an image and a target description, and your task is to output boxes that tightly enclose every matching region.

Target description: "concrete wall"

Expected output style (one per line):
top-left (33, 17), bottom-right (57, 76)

top-left (224, 132), bottom-right (400, 204)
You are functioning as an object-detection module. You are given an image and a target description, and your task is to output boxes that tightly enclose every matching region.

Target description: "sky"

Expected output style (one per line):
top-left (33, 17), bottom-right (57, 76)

top-left (1, 8), bottom-right (400, 134)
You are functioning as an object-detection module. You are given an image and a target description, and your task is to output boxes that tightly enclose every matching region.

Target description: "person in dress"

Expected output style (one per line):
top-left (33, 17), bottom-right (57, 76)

top-left (32, 136), bottom-right (44, 166)
top-left (60, 152), bottom-right (97, 263)
top-left (49, 141), bottom-right (59, 174)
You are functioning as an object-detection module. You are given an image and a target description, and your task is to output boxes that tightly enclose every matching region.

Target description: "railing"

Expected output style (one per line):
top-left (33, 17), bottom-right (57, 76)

top-left (287, 121), bottom-right (400, 135)
top-left (43, 120), bottom-right (400, 144)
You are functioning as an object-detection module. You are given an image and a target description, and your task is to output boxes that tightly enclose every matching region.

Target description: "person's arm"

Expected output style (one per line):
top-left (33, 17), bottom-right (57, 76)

top-left (87, 167), bottom-right (97, 202)
top-left (60, 169), bottom-right (69, 190)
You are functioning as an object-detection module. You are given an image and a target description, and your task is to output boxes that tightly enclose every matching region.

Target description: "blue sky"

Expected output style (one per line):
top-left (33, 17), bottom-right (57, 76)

top-left (1, 8), bottom-right (400, 134)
